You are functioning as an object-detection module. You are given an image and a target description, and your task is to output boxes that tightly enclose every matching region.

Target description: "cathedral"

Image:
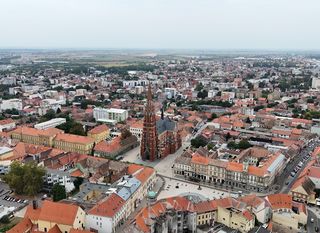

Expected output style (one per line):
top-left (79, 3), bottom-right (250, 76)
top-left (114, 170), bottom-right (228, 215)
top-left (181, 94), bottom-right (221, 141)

top-left (140, 84), bottom-right (182, 161)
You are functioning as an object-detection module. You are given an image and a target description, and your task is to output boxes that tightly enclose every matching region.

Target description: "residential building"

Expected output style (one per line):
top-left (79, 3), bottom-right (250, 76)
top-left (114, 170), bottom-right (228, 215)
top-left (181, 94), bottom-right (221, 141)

top-left (93, 108), bottom-right (128, 124)
top-left (0, 98), bottom-right (23, 111)
top-left (85, 193), bottom-right (126, 233)
top-left (0, 118), bottom-right (16, 132)
top-left (44, 168), bottom-right (75, 193)
top-left (24, 200), bottom-right (86, 233)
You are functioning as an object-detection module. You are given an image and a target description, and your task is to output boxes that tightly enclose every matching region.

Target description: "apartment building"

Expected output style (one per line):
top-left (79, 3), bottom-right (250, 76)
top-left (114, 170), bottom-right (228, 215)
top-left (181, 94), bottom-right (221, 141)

top-left (44, 168), bottom-right (75, 193)
top-left (174, 147), bottom-right (287, 192)
top-left (86, 193), bottom-right (126, 233)
top-left (93, 107), bottom-right (128, 124)
top-left (0, 118), bottom-right (16, 132)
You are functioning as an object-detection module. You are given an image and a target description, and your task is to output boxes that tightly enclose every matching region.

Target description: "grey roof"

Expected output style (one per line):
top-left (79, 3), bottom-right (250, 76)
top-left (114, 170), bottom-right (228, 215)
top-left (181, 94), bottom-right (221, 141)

top-left (156, 118), bottom-right (177, 135)
top-left (116, 177), bottom-right (141, 201)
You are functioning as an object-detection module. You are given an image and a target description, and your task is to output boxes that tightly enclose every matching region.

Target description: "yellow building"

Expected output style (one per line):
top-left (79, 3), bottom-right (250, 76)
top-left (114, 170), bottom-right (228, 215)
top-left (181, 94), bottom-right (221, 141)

top-left (54, 133), bottom-right (95, 154)
top-left (217, 206), bottom-right (255, 233)
top-left (11, 126), bottom-right (63, 147)
top-left (0, 147), bottom-right (13, 161)
top-left (25, 200), bottom-right (86, 233)
top-left (87, 124), bottom-right (109, 143)
top-left (194, 200), bottom-right (217, 226)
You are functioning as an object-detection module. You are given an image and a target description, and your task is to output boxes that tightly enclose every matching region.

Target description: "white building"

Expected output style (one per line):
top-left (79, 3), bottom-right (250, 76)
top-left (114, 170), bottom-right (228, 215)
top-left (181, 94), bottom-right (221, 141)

top-left (0, 147), bottom-right (14, 174)
top-left (34, 118), bottom-right (66, 130)
top-left (93, 108), bottom-right (129, 124)
top-left (0, 99), bottom-right (23, 111)
top-left (38, 99), bottom-right (63, 116)
top-left (164, 88), bottom-right (177, 99)
top-left (0, 118), bottom-right (16, 132)
top-left (123, 80), bottom-right (147, 88)
top-left (312, 77), bottom-right (320, 90)
top-left (85, 193), bottom-right (126, 233)
top-left (44, 168), bottom-right (75, 193)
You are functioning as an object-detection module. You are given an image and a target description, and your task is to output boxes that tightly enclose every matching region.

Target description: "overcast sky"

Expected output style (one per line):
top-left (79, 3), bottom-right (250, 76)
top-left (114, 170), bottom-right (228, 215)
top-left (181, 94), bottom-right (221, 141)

top-left (0, 0), bottom-right (319, 50)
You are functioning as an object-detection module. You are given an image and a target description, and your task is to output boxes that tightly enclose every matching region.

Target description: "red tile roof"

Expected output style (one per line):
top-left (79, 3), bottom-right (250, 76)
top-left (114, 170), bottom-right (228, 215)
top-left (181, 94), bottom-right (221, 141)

top-left (88, 193), bottom-right (125, 218)
top-left (25, 200), bottom-right (82, 226)
top-left (88, 124), bottom-right (109, 134)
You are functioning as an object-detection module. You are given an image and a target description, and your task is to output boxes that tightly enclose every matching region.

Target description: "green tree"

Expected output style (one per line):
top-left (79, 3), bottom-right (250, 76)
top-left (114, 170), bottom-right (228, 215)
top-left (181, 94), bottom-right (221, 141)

top-left (52, 184), bottom-right (66, 202)
top-left (195, 83), bottom-right (204, 91)
top-left (69, 123), bottom-right (86, 136)
top-left (238, 140), bottom-right (252, 149)
top-left (73, 177), bottom-right (84, 190)
top-left (3, 162), bottom-right (45, 196)
top-left (191, 136), bottom-right (207, 148)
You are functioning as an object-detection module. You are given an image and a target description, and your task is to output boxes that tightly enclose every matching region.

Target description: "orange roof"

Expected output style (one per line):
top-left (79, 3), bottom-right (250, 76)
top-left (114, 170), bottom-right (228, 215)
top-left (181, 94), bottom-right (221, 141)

top-left (194, 200), bottom-right (217, 213)
top-left (94, 137), bottom-right (121, 153)
top-left (25, 205), bottom-right (41, 221)
top-left (26, 200), bottom-right (81, 226)
top-left (12, 126), bottom-right (63, 137)
top-left (127, 164), bottom-right (144, 175)
top-left (0, 118), bottom-right (15, 125)
top-left (88, 124), bottom-right (109, 134)
top-left (227, 162), bottom-right (243, 172)
top-left (191, 153), bottom-right (209, 165)
top-left (48, 225), bottom-right (62, 233)
top-left (55, 133), bottom-right (95, 145)
top-left (70, 169), bottom-right (84, 177)
top-left (266, 194), bottom-right (292, 210)
top-left (134, 167), bottom-right (155, 184)
top-left (130, 121), bottom-right (144, 129)
top-left (7, 217), bottom-right (33, 233)
top-left (88, 193), bottom-right (125, 218)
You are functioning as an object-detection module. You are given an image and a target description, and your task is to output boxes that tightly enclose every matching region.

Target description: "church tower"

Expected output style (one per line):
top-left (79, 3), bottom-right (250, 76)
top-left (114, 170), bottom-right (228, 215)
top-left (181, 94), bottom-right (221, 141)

top-left (140, 83), bottom-right (158, 161)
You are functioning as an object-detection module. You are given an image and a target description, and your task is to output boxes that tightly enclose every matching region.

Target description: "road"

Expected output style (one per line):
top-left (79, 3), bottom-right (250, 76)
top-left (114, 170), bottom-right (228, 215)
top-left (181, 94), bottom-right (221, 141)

top-left (308, 208), bottom-right (320, 233)
top-left (281, 139), bottom-right (320, 193)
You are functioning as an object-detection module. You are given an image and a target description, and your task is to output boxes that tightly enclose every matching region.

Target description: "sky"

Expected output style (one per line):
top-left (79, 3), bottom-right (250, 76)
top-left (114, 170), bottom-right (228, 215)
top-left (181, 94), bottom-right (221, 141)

top-left (0, 0), bottom-right (319, 50)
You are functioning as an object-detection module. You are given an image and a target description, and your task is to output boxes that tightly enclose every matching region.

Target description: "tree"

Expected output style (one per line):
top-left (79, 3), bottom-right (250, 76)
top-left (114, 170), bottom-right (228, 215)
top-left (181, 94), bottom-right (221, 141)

top-left (69, 123), bottom-right (86, 136)
top-left (197, 90), bottom-right (208, 99)
top-left (52, 184), bottom-right (66, 202)
top-left (191, 136), bottom-right (207, 148)
top-left (238, 140), bottom-right (252, 149)
top-left (195, 83), bottom-right (204, 91)
top-left (207, 143), bottom-right (215, 151)
top-left (0, 215), bottom-right (10, 224)
top-left (3, 162), bottom-right (45, 196)
top-left (245, 117), bottom-right (251, 124)
top-left (297, 124), bottom-right (303, 129)
top-left (73, 177), bottom-right (84, 190)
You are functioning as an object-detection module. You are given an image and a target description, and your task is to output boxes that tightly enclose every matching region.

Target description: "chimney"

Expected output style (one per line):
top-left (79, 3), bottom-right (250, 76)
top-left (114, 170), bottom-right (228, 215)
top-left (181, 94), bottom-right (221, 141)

top-left (161, 107), bottom-right (164, 120)
top-left (32, 200), bottom-right (37, 209)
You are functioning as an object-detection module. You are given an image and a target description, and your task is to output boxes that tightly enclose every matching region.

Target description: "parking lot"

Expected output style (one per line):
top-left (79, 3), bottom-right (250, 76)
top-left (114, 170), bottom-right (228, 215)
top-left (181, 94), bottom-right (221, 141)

top-left (0, 182), bottom-right (29, 218)
top-left (157, 177), bottom-right (240, 201)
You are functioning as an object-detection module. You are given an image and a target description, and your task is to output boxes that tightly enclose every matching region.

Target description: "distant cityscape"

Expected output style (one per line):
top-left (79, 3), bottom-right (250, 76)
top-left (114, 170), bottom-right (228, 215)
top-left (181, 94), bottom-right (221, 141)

top-left (0, 50), bottom-right (320, 233)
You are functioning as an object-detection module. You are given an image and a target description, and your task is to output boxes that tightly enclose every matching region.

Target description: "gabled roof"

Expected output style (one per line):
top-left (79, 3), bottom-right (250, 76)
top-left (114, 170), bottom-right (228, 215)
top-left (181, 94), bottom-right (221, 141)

top-left (265, 194), bottom-right (292, 210)
top-left (7, 217), bottom-right (33, 233)
top-left (88, 193), bottom-right (125, 218)
top-left (25, 200), bottom-right (82, 226)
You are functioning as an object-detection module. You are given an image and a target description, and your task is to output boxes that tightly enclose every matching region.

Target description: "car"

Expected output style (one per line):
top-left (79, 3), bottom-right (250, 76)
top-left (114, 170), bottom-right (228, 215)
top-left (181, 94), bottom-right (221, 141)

top-left (315, 226), bottom-right (319, 232)
top-left (311, 218), bottom-right (315, 223)
top-left (290, 172), bottom-right (296, 177)
top-left (285, 181), bottom-right (289, 185)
